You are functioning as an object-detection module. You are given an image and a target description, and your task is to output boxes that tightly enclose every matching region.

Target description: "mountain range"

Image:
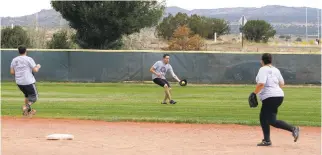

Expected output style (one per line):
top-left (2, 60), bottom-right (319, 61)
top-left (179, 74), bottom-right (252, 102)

top-left (1, 5), bottom-right (321, 35)
top-left (166, 5), bottom-right (320, 24)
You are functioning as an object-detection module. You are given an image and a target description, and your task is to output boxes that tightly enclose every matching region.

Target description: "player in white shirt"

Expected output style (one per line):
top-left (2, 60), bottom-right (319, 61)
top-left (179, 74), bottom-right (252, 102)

top-left (253, 53), bottom-right (300, 146)
top-left (150, 54), bottom-right (181, 104)
top-left (10, 46), bottom-right (41, 116)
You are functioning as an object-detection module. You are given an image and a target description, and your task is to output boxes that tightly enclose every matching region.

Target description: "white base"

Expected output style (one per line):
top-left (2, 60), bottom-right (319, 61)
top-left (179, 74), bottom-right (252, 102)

top-left (46, 134), bottom-right (74, 140)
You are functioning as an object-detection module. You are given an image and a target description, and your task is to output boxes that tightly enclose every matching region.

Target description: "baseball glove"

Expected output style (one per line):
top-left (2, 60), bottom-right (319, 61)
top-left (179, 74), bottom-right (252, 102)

top-left (179, 79), bottom-right (187, 86)
top-left (248, 92), bottom-right (258, 108)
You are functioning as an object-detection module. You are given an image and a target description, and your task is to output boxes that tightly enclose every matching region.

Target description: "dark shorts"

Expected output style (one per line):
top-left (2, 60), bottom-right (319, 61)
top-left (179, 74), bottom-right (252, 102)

top-left (17, 83), bottom-right (38, 99)
top-left (153, 78), bottom-right (170, 88)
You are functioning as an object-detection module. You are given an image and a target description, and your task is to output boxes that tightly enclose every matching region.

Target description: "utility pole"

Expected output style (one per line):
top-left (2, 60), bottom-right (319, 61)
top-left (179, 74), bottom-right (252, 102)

top-left (239, 15), bottom-right (247, 48)
top-left (242, 32), bottom-right (244, 48)
top-left (318, 9), bottom-right (320, 39)
top-left (306, 7), bottom-right (308, 42)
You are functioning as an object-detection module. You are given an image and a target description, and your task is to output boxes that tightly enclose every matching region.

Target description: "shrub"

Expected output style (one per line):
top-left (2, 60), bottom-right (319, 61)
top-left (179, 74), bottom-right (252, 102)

top-left (47, 30), bottom-right (72, 49)
top-left (166, 25), bottom-right (204, 50)
top-left (157, 14), bottom-right (229, 40)
top-left (295, 37), bottom-right (302, 42)
top-left (309, 40), bottom-right (315, 45)
top-left (1, 26), bottom-right (31, 48)
top-left (279, 35), bottom-right (285, 39)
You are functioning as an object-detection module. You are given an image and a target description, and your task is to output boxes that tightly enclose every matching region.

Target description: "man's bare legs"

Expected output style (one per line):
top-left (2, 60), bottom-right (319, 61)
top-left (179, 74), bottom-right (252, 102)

top-left (164, 85), bottom-right (172, 100)
top-left (163, 85), bottom-right (176, 104)
top-left (163, 92), bottom-right (169, 104)
top-left (22, 98), bottom-right (36, 116)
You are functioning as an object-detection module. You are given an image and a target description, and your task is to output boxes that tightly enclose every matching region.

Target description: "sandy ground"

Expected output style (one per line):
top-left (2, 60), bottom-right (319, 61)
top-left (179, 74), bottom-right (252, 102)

top-left (2, 117), bottom-right (321, 155)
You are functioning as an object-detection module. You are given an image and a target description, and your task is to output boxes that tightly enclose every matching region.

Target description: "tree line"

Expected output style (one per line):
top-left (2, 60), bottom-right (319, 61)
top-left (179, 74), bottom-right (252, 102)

top-left (156, 13), bottom-right (230, 40)
top-left (1, 26), bottom-right (76, 49)
top-left (1, 1), bottom-right (276, 50)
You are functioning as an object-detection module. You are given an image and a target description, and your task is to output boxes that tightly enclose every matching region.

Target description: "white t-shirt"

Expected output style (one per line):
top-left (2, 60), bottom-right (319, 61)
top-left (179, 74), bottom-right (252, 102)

top-left (151, 60), bottom-right (176, 80)
top-left (256, 65), bottom-right (284, 101)
top-left (10, 55), bottom-right (36, 85)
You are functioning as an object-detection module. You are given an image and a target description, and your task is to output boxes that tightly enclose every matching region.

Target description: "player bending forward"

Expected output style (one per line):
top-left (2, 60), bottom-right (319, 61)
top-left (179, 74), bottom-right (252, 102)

top-left (150, 54), bottom-right (181, 104)
top-left (10, 46), bottom-right (41, 116)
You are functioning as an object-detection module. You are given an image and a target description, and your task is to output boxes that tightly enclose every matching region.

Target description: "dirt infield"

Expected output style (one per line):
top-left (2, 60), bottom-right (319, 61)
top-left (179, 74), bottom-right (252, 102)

top-left (2, 117), bottom-right (320, 155)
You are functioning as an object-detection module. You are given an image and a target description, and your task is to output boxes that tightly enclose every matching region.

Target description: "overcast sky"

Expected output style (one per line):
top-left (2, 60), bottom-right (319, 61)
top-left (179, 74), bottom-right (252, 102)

top-left (0, 0), bottom-right (321, 17)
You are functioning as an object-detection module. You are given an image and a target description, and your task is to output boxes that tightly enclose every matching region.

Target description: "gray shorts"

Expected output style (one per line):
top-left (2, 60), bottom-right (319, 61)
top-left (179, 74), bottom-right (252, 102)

top-left (17, 83), bottom-right (38, 102)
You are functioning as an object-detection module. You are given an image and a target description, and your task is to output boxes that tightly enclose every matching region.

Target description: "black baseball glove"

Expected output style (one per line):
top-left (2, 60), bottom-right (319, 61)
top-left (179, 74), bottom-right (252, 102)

top-left (248, 92), bottom-right (258, 108)
top-left (179, 79), bottom-right (187, 86)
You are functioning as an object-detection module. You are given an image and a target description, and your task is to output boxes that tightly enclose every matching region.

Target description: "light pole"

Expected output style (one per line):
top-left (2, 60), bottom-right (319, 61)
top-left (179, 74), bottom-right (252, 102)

top-left (306, 7), bottom-right (308, 42)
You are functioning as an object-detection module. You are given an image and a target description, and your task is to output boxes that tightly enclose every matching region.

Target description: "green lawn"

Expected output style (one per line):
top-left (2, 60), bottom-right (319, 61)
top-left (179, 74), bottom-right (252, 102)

top-left (1, 82), bottom-right (320, 126)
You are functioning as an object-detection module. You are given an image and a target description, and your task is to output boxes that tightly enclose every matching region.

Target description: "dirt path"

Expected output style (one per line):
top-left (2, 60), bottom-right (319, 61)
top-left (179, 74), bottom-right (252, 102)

top-left (2, 117), bottom-right (320, 155)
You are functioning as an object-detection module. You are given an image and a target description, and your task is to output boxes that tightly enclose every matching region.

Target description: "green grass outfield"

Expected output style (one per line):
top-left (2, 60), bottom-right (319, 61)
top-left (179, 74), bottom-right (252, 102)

top-left (1, 82), bottom-right (321, 126)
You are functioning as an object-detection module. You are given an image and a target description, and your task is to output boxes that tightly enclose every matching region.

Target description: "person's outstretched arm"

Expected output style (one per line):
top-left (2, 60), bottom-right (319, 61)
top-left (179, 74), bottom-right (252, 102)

top-left (168, 65), bottom-right (180, 82)
top-left (29, 58), bottom-right (41, 73)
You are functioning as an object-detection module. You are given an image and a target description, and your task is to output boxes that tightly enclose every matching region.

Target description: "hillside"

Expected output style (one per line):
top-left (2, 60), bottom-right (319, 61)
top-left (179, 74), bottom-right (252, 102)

top-left (1, 9), bottom-right (68, 28)
top-left (166, 5), bottom-right (320, 24)
top-left (1, 5), bottom-right (321, 35)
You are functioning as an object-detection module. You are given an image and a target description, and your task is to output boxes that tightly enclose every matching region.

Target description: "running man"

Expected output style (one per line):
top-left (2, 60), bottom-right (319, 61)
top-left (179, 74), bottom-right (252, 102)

top-left (10, 46), bottom-right (41, 116)
top-left (150, 54), bottom-right (181, 104)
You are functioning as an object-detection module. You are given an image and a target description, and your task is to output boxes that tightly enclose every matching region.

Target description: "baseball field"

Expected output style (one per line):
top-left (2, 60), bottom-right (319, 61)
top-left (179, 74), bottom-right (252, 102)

top-left (1, 82), bottom-right (321, 155)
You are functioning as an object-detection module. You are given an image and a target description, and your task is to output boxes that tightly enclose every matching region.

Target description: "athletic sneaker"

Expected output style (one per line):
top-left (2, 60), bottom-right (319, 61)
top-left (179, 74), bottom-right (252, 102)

top-left (22, 105), bottom-right (29, 116)
top-left (292, 127), bottom-right (300, 142)
top-left (169, 100), bottom-right (177, 104)
top-left (161, 102), bottom-right (167, 104)
top-left (28, 109), bottom-right (37, 116)
top-left (257, 140), bottom-right (272, 146)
